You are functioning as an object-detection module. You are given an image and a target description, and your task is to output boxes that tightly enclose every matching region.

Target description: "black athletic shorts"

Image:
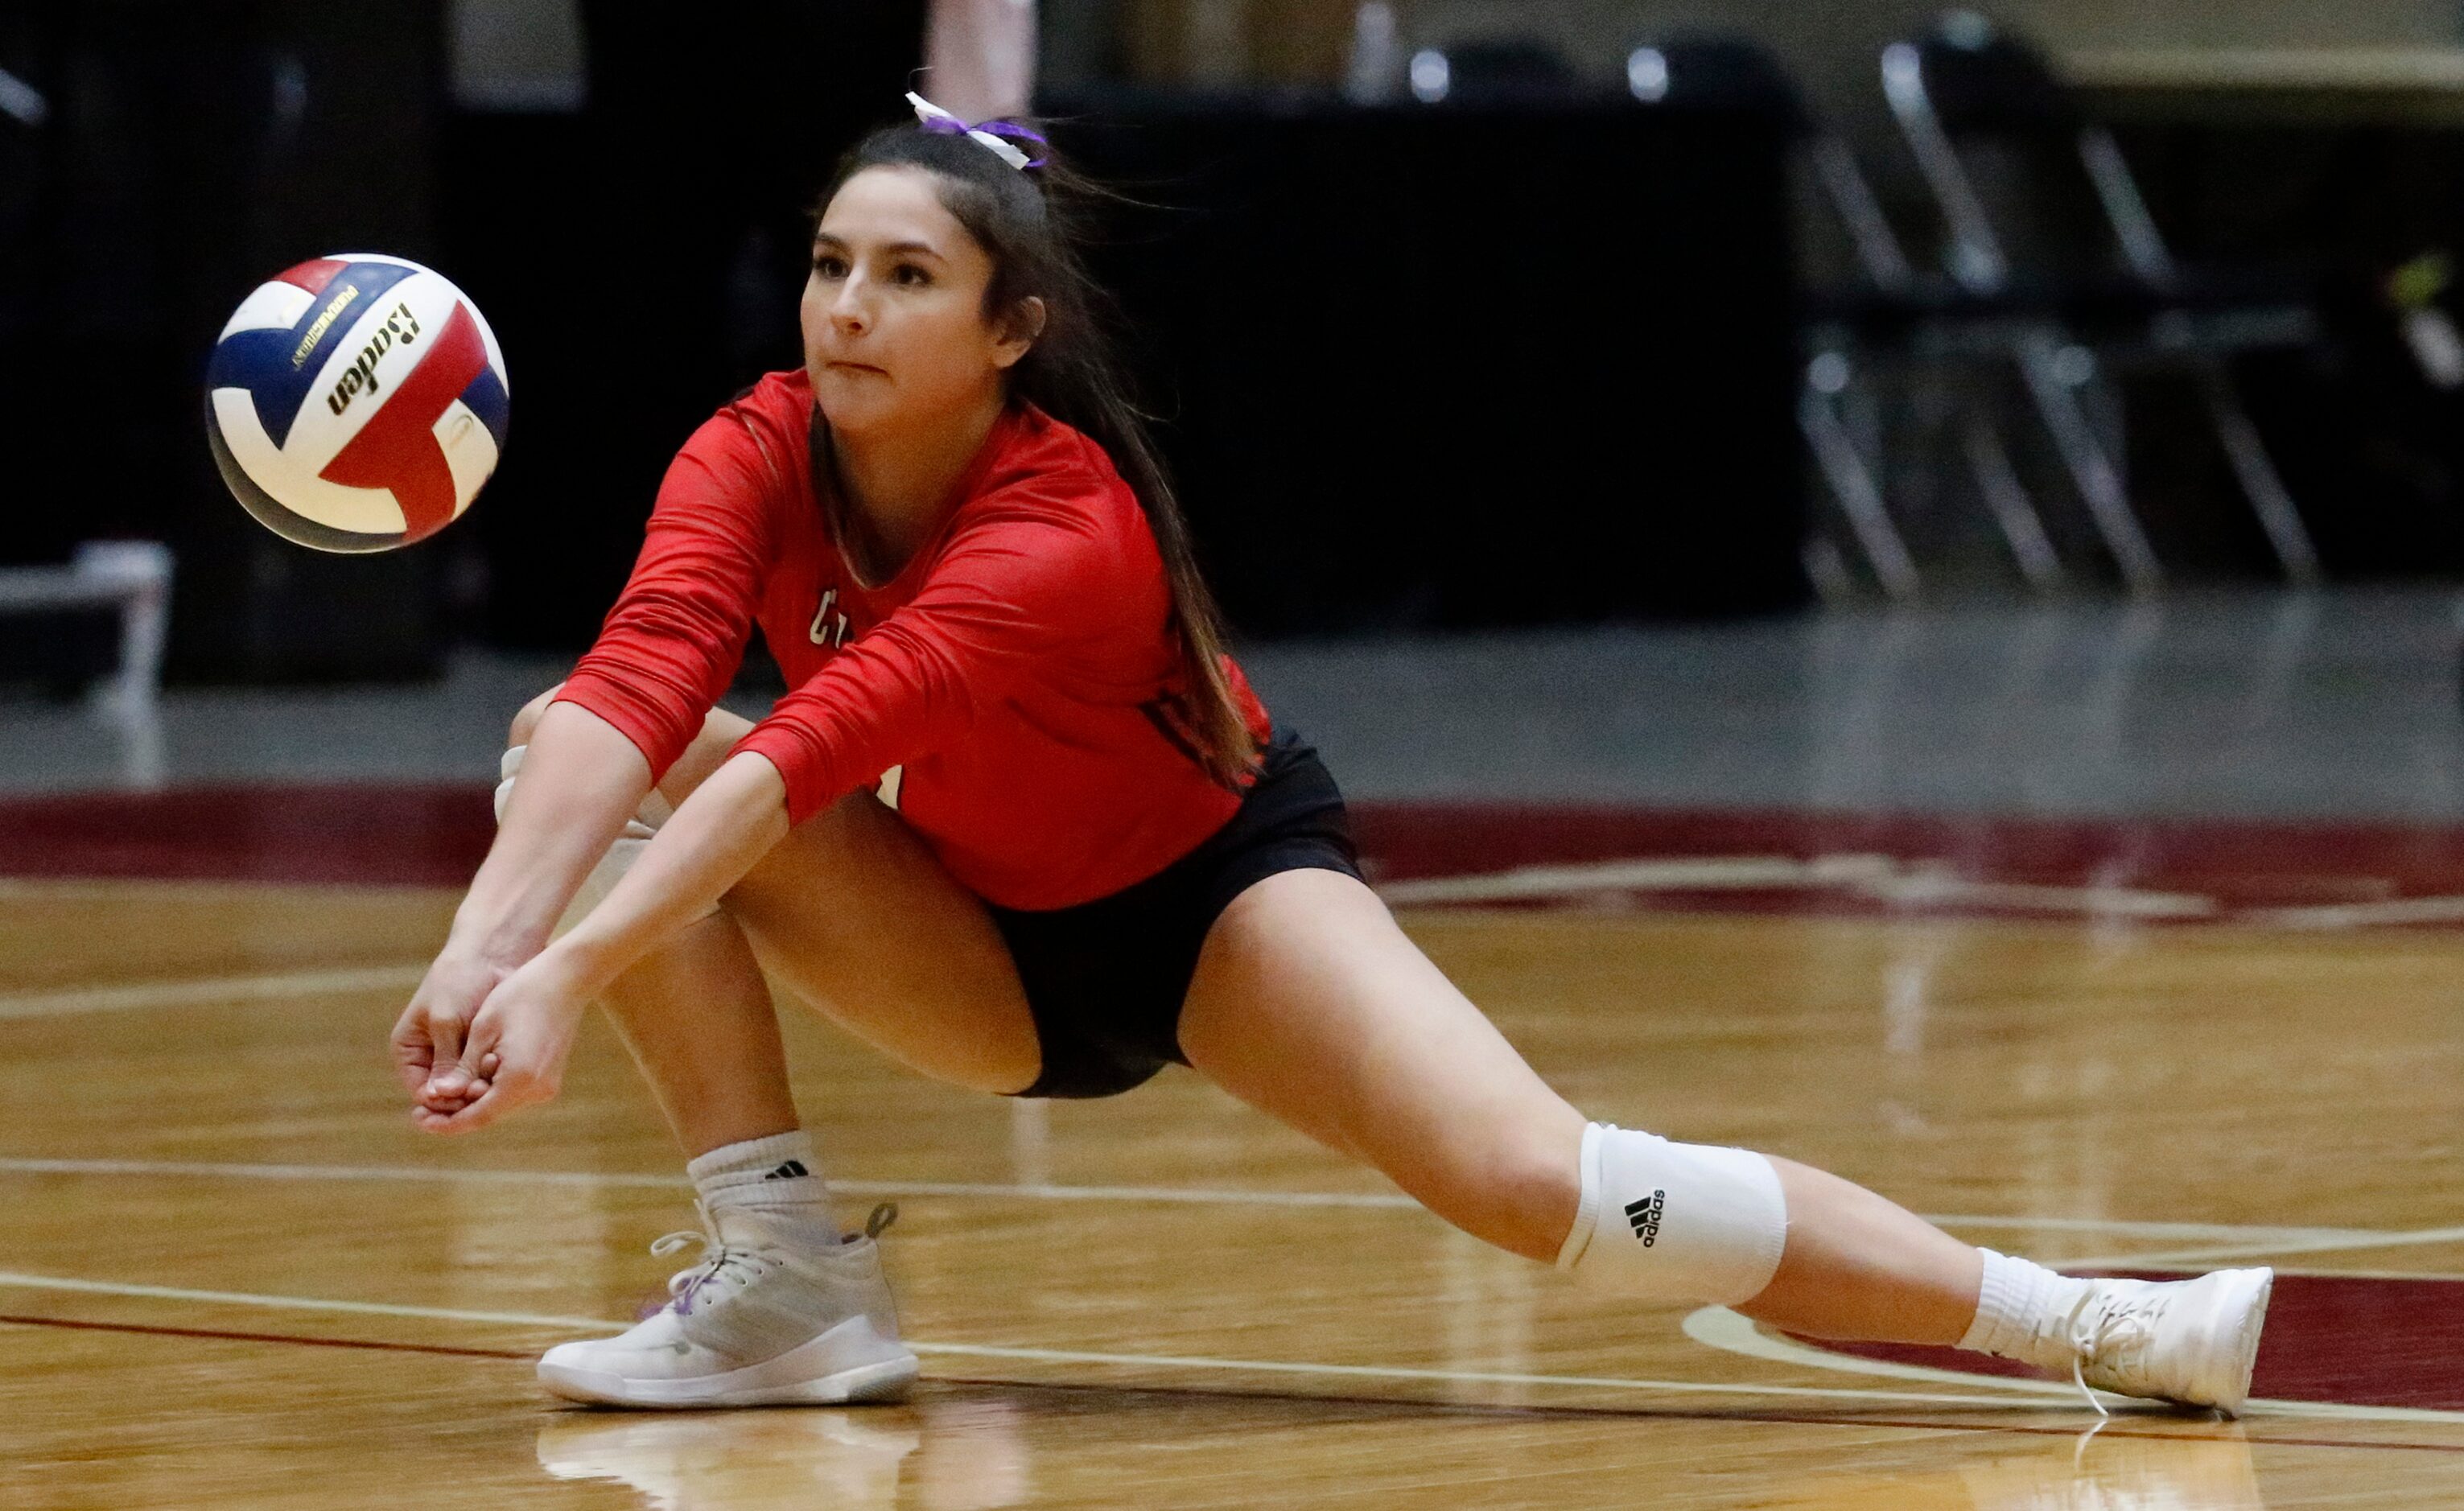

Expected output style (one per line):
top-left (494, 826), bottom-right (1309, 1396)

top-left (986, 727), bottom-right (1362, 1099)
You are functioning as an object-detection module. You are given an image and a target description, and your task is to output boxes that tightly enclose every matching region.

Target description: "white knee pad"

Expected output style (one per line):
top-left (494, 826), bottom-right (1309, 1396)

top-left (1555, 1123), bottom-right (1788, 1306)
top-left (497, 744), bottom-right (708, 934)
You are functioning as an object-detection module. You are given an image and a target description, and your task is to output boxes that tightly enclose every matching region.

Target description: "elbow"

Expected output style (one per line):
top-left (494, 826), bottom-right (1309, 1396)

top-left (509, 682), bottom-right (567, 747)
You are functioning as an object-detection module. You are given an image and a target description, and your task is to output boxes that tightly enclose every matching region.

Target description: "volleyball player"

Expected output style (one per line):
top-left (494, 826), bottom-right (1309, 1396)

top-left (390, 96), bottom-right (2272, 1414)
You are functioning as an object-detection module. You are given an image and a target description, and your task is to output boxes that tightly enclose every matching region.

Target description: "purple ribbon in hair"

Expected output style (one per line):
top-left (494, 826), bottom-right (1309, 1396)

top-left (907, 91), bottom-right (1049, 171)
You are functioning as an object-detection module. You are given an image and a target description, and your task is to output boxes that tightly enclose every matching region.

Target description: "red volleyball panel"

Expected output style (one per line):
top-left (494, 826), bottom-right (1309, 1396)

top-left (275, 257), bottom-right (348, 296)
top-left (317, 302), bottom-right (490, 539)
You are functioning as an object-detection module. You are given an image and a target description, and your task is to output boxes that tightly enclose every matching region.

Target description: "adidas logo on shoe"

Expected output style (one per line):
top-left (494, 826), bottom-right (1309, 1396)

top-left (764, 1160), bottom-right (810, 1180)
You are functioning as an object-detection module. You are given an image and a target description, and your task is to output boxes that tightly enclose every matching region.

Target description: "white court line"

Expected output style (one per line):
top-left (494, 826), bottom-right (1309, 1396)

top-left (0, 1268), bottom-right (2034, 1410)
top-left (0, 965), bottom-right (428, 1019)
top-left (2090, 1225), bottom-right (2464, 1272)
top-left (0, 1156), bottom-right (1419, 1211)
top-left (7, 1266), bottom-right (2457, 1424)
top-left (0, 878), bottom-right (373, 901)
top-left (2241, 896), bottom-right (2464, 930)
top-left (1378, 857), bottom-right (1864, 906)
top-left (0, 1269), bottom-right (612, 1332)
top-left (0, 1155), bottom-right (2405, 1242)
top-left (905, 1340), bottom-right (2021, 1407)
top-left (1375, 854), bottom-right (2218, 920)
top-left (1861, 875), bottom-right (2218, 920)
top-left (1923, 1213), bottom-right (2371, 1245)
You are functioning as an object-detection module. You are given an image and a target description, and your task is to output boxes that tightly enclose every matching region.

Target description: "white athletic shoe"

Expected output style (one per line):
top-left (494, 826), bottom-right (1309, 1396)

top-left (2064, 1267), bottom-right (2272, 1417)
top-left (538, 1203), bottom-right (921, 1409)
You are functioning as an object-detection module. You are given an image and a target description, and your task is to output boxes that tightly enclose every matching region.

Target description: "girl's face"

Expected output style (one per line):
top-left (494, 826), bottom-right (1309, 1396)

top-left (802, 166), bottom-right (1039, 436)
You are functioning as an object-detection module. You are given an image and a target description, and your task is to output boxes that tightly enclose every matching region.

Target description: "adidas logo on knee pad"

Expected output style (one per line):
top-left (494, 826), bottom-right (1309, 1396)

top-left (1562, 1126), bottom-right (1786, 1306)
top-left (1624, 1188), bottom-right (1667, 1246)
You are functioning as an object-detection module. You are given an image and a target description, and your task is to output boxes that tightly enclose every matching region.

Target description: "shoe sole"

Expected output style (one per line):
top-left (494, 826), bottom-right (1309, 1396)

top-left (538, 1315), bottom-right (921, 1410)
top-left (2201, 1266), bottom-right (2273, 1418)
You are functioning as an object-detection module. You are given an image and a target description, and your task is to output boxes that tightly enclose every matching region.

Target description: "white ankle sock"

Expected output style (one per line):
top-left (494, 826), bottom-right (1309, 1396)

top-left (686, 1131), bottom-right (835, 1249)
top-left (1959, 1248), bottom-right (2095, 1369)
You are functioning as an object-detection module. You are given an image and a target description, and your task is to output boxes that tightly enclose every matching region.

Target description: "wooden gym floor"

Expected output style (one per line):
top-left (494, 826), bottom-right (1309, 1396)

top-left (7, 791), bottom-right (2464, 1507)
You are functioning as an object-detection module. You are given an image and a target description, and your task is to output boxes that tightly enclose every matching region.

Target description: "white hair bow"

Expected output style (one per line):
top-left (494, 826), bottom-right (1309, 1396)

top-left (906, 91), bottom-right (1036, 171)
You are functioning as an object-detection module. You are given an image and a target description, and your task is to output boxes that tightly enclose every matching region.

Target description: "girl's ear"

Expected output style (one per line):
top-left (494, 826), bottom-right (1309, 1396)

top-left (992, 295), bottom-right (1047, 370)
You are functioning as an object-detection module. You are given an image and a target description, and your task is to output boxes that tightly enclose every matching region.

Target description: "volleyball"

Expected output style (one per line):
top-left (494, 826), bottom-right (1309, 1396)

top-left (204, 253), bottom-right (509, 553)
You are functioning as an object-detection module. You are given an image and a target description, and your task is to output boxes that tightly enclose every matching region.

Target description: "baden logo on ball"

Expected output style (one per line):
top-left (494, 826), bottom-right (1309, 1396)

top-left (205, 254), bottom-right (509, 553)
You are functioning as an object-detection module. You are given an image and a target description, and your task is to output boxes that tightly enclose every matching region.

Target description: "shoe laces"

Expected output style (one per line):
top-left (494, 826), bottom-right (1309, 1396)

top-left (645, 1202), bottom-right (898, 1317)
top-left (649, 1228), bottom-right (768, 1317)
top-left (2062, 1282), bottom-right (2165, 1418)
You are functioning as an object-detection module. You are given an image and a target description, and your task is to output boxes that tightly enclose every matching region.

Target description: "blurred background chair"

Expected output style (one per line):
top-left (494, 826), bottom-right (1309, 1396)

top-left (1882, 10), bottom-right (2324, 591)
top-left (1630, 34), bottom-right (2066, 603)
top-left (0, 541), bottom-right (173, 785)
top-left (1403, 36), bottom-right (1580, 107)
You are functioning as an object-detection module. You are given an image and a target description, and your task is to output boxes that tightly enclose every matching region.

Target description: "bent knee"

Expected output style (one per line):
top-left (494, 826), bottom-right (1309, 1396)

top-left (509, 682), bottom-right (566, 747)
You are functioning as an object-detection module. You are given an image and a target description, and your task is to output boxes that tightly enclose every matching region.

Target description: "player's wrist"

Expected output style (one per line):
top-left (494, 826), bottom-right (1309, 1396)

top-left (538, 920), bottom-right (630, 999)
top-left (443, 907), bottom-right (549, 972)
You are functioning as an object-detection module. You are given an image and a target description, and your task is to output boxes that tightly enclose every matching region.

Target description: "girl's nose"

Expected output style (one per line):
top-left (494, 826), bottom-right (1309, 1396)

top-left (828, 275), bottom-right (871, 334)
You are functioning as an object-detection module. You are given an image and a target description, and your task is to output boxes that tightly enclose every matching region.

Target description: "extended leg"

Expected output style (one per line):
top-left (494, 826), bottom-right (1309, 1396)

top-left (1180, 869), bottom-right (2270, 1412)
top-left (1176, 869), bottom-right (1977, 1338)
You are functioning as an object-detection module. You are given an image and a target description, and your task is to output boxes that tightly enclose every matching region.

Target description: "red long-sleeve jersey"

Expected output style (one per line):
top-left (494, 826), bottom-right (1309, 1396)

top-left (555, 370), bottom-right (1270, 912)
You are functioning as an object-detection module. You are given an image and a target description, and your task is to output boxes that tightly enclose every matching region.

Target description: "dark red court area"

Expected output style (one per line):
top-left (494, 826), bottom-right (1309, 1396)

top-left (17, 784), bottom-right (2464, 933)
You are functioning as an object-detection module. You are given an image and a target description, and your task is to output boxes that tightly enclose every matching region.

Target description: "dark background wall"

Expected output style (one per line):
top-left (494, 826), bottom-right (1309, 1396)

top-left (10, 3), bottom-right (2464, 683)
top-left (444, 0), bottom-right (927, 652)
top-left (1, 0), bottom-right (446, 681)
top-left (1043, 90), bottom-right (1804, 633)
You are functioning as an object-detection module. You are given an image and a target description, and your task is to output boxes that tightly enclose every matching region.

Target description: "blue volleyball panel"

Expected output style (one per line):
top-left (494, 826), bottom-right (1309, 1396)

top-left (459, 362), bottom-right (510, 451)
top-left (207, 260), bottom-right (419, 451)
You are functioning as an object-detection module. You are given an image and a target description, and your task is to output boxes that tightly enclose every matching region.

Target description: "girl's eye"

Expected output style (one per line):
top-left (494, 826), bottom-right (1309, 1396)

top-left (893, 265), bottom-right (931, 286)
top-left (812, 255), bottom-right (848, 278)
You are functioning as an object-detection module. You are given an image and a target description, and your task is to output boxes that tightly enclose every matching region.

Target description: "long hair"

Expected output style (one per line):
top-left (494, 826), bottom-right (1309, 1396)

top-left (813, 124), bottom-right (1259, 788)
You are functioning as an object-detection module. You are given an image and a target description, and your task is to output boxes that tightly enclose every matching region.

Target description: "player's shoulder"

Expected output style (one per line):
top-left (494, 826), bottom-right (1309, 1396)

top-left (966, 402), bottom-right (1141, 535)
top-left (939, 407), bottom-right (1163, 622)
top-left (711, 370), bottom-right (814, 468)
top-left (659, 370), bottom-right (812, 508)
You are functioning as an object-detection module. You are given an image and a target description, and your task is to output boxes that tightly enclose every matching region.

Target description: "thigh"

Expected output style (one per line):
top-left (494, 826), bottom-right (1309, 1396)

top-left (591, 696), bottom-right (1040, 1095)
top-left (1177, 869), bottom-right (1584, 1258)
top-left (725, 789), bottom-right (1041, 1095)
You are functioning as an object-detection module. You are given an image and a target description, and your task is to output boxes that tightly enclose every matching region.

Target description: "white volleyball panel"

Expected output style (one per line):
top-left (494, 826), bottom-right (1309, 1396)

top-left (209, 387), bottom-right (409, 536)
top-left (432, 397), bottom-right (501, 518)
top-left (278, 270), bottom-right (466, 476)
top-left (219, 280), bottom-right (315, 339)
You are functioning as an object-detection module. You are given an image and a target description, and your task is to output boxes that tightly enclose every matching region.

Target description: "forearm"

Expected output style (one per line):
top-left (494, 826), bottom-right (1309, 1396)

top-left (549, 750), bottom-right (792, 993)
top-left (449, 700), bottom-right (655, 965)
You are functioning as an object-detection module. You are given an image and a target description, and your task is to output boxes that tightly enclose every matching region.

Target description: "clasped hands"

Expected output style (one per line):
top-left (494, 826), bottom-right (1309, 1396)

top-left (389, 941), bottom-right (603, 1134)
